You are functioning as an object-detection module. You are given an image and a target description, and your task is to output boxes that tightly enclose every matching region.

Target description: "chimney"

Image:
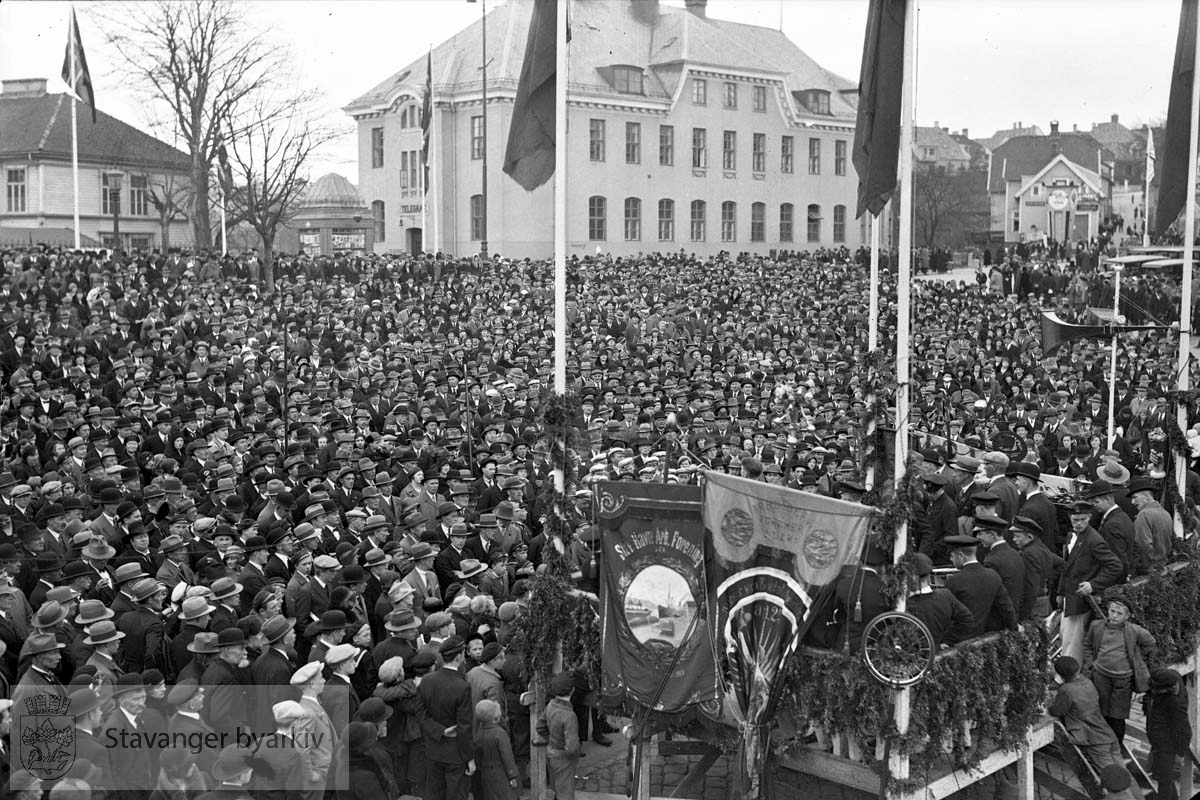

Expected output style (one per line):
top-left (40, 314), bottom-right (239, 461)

top-left (1050, 120), bottom-right (1059, 135)
top-left (934, 120), bottom-right (939, 130)
top-left (631, 0), bottom-right (660, 23)
top-left (962, 128), bottom-right (968, 138)
top-left (685, 0), bottom-right (706, 18)
top-left (1, 78), bottom-right (47, 98)
top-left (1111, 113), bottom-right (1119, 124)
top-left (1018, 121), bottom-right (1023, 128)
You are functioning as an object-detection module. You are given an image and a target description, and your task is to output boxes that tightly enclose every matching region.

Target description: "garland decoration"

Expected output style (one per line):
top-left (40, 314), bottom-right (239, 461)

top-left (1117, 552), bottom-right (1200, 665)
top-left (1160, 414), bottom-right (1199, 533)
top-left (779, 623), bottom-right (1051, 791)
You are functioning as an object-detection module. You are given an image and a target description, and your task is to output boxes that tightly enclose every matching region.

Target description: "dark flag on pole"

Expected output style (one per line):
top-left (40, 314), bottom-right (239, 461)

top-left (421, 49), bottom-right (433, 195)
top-left (1040, 311), bottom-right (1166, 355)
top-left (503, 0), bottom-right (557, 191)
top-left (1157, 0), bottom-right (1199, 236)
top-left (852, 0), bottom-right (907, 219)
top-left (61, 7), bottom-right (97, 124)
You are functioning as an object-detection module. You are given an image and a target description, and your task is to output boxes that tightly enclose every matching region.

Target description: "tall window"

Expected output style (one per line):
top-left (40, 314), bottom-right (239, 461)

top-left (833, 204), bottom-right (846, 243)
top-left (129, 175), bottom-right (148, 216)
top-left (102, 173), bottom-right (118, 215)
top-left (835, 139), bottom-right (847, 176)
top-left (659, 125), bottom-right (674, 166)
top-left (625, 122), bottom-right (641, 165)
top-left (5, 168), bottom-right (25, 213)
top-left (807, 203), bottom-right (821, 242)
top-left (752, 133), bottom-right (766, 173)
top-left (658, 199), bottom-right (674, 241)
top-left (781, 136), bottom-right (794, 173)
top-left (470, 195), bottom-right (484, 240)
top-left (624, 197), bottom-right (641, 241)
top-left (692, 78), bottom-right (707, 106)
top-left (589, 195), bottom-right (607, 240)
top-left (371, 127), bottom-right (384, 168)
top-left (590, 119), bottom-right (606, 162)
top-left (722, 131), bottom-right (736, 171)
top-left (723, 81), bottom-right (737, 109)
top-left (750, 202), bottom-right (765, 242)
top-left (690, 200), bottom-right (706, 241)
top-left (779, 203), bottom-right (794, 242)
top-left (721, 201), bottom-right (736, 242)
top-left (613, 66), bottom-right (644, 94)
top-left (409, 150), bottom-right (420, 189)
top-left (400, 152), bottom-right (410, 188)
top-left (753, 85), bottom-right (767, 112)
top-left (692, 128), bottom-right (707, 168)
top-left (471, 116), bottom-right (484, 160)
top-left (808, 138), bottom-right (821, 174)
top-left (372, 200), bottom-right (386, 242)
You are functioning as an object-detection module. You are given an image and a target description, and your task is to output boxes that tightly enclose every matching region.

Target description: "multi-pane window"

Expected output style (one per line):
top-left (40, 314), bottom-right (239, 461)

top-left (753, 85), bottom-right (767, 112)
top-left (102, 173), bottom-right (118, 215)
top-left (752, 133), bottom-right (766, 173)
top-left (835, 139), bottom-right (847, 176)
top-left (723, 82), bottom-right (737, 109)
top-left (409, 150), bottom-right (420, 188)
top-left (722, 131), bottom-right (736, 171)
top-left (659, 125), bottom-right (674, 166)
top-left (781, 136), bottom-right (794, 173)
top-left (471, 116), bottom-right (484, 160)
top-left (624, 197), bottom-right (641, 241)
top-left (625, 122), bottom-right (641, 165)
top-left (690, 200), bottom-right (706, 241)
top-left (808, 138), bottom-right (821, 174)
top-left (470, 195), bottom-right (484, 240)
top-left (780, 203), bottom-right (794, 242)
top-left (614, 66), bottom-right (644, 95)
top-left (372, 200), bottom-right (386, 242)
top-left (371, 127), bottom-right (384, 168)
top-left (721, 201), bottom-right (736, 242)
top-left (400, 152), bottom-right (410, 188)
top-left (129, 174), bottom-right (148, 216)
top-left (750, 202), bottom-right (765, 242)
top-left (692, 78), bottom-right (707, 106)
top-left (589, 195), bottom-right (607, 240)
top-left (833, 204), bottom-right (846, 242)
top-left (807, 203), bottom-right (821, 242)
top-left (658, 199), bottom-right (674, 241)
top-left (692, 128), bottom-right (707, 169)
top-left (590, 119), bottom-right (606, 162)
top-left (5, 168), bottom-right (25, 213)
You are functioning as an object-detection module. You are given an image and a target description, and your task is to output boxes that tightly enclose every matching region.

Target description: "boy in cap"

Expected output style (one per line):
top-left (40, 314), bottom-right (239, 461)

top-left (1081, 592), bottom-right (1154, 746)
top-left (539, 672), bottom-right (580, 800)
top-left (1049, 656), bottom-right (1121, 770)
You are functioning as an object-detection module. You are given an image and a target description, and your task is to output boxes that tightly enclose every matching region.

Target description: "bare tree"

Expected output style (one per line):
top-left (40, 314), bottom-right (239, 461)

top-left (101, 1), bottom-right (285, 251)
top-left (913, 164), bottom-right (989, 249)
top-left (144, 173), bottom-right (189, 251)
top-left (217, 88), bottom-right (339, 291)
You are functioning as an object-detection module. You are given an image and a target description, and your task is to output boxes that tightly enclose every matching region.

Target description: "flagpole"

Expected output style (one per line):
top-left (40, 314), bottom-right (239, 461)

top-left (553, 0), bottom-right (567, 397)
top-left (865, 214), bottom-right (879, 492)
top-left (1143, 127), bottom-right (1152, 248)
top-left (69, 7), bottom-right (80, 251)
top-left (431, 50), bottom-right (439, 254)
top-left (220, 180), bottom-right (227, 257)
top-left (1176, 5), bottom-right (1200, 537)
top-left (890, 0), bottom-right (916, 786)
top-left (1107, 264), bottom-right (1122, 446)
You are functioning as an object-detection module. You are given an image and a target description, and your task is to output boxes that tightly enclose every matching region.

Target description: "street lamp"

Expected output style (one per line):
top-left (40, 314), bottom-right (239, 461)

top-left (108, 171), bottom-right (123, 253)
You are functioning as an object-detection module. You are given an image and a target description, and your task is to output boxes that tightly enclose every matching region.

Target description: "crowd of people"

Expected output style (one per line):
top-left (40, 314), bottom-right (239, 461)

top-left (0, 240), bottom-right (1196, 800)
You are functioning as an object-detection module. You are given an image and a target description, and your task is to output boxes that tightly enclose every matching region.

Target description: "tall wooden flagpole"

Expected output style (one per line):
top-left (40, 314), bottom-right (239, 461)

top-left (553, 0), bottom-right (568, 396)
top-left (69, 7), bottom-right (81, 251)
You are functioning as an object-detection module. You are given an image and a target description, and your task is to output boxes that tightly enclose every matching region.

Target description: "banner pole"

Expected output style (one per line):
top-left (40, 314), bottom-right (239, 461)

top-left (1176, 2), bottom-right (1200, 537)
top-left (1108, 264), bottom-right (1122, 447)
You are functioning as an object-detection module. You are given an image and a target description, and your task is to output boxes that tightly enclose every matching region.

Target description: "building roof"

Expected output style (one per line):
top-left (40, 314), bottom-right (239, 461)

top-left (298, 173), bottom-right (366, 210)
top-left (1014, 153), bottom-right (1102, 197)
top-left (345, 0), bottom-right (856, 121)
top-left (914, 126), bottom-right (971, 166)
top-left (0, 90), bottom-right (189, 172)
top-left (980, 124), bottom-right (1045, 152)
top-left (988, 133), bottom-right (1113, 194)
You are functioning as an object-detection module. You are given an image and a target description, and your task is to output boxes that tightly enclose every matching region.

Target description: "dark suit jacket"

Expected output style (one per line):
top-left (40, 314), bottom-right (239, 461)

top-left (945, 561), bottom-right (1017, 642)
top-left (252, 647), bottom-right (299, 733)
top-left (169, 711), bottom-right (218, 776)
top-left (1059, 527), bottom-right (1123, 617)
top-left (201, 657), bottom-right (252, 736)
top-left (982, 541), bottom-right (1025, 611)
top-left (239, 563), bottom-right (269, 615)
top-left (103, 708), bottom-right (153, 795)
top-left (1017, 538), bottom-right (1065, 620)
top-left (418, 665), bottom-right (475, 764)
top-left (320, 673), bottom-right (360, 730)
top-left (1097, 506), bottom-right (1135, 580)
top-left (1018, 492), bottom-right (1061, 551)
top-left (987, 476), bottom-right (1020, 523)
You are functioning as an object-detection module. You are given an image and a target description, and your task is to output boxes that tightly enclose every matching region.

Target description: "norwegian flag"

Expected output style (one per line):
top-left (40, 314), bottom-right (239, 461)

top-left (61, 7), bottom-right (96, 123)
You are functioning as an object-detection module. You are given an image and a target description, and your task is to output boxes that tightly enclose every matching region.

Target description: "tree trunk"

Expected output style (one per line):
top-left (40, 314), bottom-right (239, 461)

top-left (191, 155), bottom-right (212, 251)
top-left (261, 234), bottom-right (276, 293)
top-left (159, 210), bottom-right (171, 252)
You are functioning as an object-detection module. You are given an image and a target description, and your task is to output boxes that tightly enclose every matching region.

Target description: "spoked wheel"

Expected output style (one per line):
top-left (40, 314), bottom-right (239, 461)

top-left (861, 611), bottom-right (936, 688)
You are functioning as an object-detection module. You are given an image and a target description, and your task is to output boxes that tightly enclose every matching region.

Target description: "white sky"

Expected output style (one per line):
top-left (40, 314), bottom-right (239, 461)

top-left (0, 0), bottom-right (1181, 180)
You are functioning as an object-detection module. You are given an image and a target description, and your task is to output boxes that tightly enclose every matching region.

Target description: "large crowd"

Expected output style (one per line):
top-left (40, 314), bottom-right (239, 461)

top-left (0, 240), bottom-right (1196, 800)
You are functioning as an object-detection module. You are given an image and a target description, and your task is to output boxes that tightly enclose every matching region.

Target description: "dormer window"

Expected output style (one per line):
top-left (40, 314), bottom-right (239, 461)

top-left (610, 65), bottom-right (645, 95)
top-left (794, 88), bottom-right (831, 115)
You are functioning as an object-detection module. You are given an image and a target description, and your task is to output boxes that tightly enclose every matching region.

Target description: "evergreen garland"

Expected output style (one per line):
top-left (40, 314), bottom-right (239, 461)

top-left (1118, 551), bottom-right (1200, 665)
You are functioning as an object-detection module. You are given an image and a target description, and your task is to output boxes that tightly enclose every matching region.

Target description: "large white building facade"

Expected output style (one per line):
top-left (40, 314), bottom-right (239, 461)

top-left (344, 0), bottom-right (865, 259)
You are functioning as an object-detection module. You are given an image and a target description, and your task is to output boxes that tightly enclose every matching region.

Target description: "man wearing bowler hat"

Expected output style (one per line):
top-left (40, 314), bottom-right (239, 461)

top-left (202, 627), bottom-right (254, 737)
top-left (1012, 461), bottom-right (1060, 551)
top-left (419, 635), bottom-right (475, 800)
top-left (253, 615), bottom-right (299, 733)
top-left (974, 515), bottom-right (1024, 612)
top-left (1128, 476), bottom-right (1173, 571)
top-left (1087, 480), bottom-right (1138, 579)
top-left (105, 673), bottom-right (154, 799)
top-left (944, 534), bottom-right (1017, 642)
top-left (1009, 516), bottom-right (1065, 621)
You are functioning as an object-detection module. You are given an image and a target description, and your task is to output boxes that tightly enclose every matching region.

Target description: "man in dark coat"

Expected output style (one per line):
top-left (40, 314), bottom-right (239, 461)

top-left (804, 543), bottom-right (889, 652)
top-left (1144, 667), bottom-right (1192, 800)
top-left (1012, 462), bottom-right (1060, 551)
top-left (104, 674), bottom-right (155, 800)
top-left (252, 616), bottom-right (299, 734)
top-left (167, 680), bottom-right (219, 777)
top-left (1089, 480), bottom-right (1139, 581)
top-left (418, 635), bottom-right (475, 800)
top-left (905, 553), bottom-right (972, 646)
top-left (1058, 501), bottom-right (1124, 662)
top-left (944, 535), bottom-right (1017, 642)
top-left (1010, 517), bottom-right (1065, 620)
top-left (201, 627), bottom-right (254, 737)
top-left (171, 596), bottom-right (216, 673)
top-left (975, 515), bottom-right (1024, 611)
top-left (918, 473), bottom-right (958, 565)
top-left (114, 578), bottom-right (167, 673)
top-left (69, 687), bottom-right (114, 791)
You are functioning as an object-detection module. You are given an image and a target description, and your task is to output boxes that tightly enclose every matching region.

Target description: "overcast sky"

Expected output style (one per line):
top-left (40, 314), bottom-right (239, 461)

top-left (0, 0), bottom-right (1181, 181)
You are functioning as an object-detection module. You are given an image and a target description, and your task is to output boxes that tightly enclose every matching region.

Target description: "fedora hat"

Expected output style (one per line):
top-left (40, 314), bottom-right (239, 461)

top-left (1095, 461), bottom-right (1131, 485)
top-left (1011, 461), bottom-right (1040, 481)
top-left (409, 542), bottom-right (434, 560)
top-left (81, 540), bottom-right (116, 561)
top-left (129, 578), bottom-right (164, 602)
top-left (1085, 480), bottom-right (1115, 499)
top-left (187, 632), bottom-right (220, 654)
top-left (179, 596), bottom-right (217, 620)
top-left (26, 632), bottom-right (65, 656)
top-left (363, 548), bottom-right (389, 569)
top-left (211, 577), bottom-right (242, 601)
top-left (261, 615), bottom-right (295, 644)
top-left (33, 601), bottom-right (69, 629)
top-left (159, 535), bottom-right (188, 554)
top-left (362, 515), bottom-right (389, 534)
top-left (454, 559), bottom-right (487, 580)
top-left (83, 620), bottom-right (125, 645)
top-left (113, 563), bottom-right (148, 585)
top-left (1128, 476), bottom-right (1158, 495)
top-left (75, 599), bottom-right (113, 626)
top-left (384, 611), bottom-right (420, 633)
